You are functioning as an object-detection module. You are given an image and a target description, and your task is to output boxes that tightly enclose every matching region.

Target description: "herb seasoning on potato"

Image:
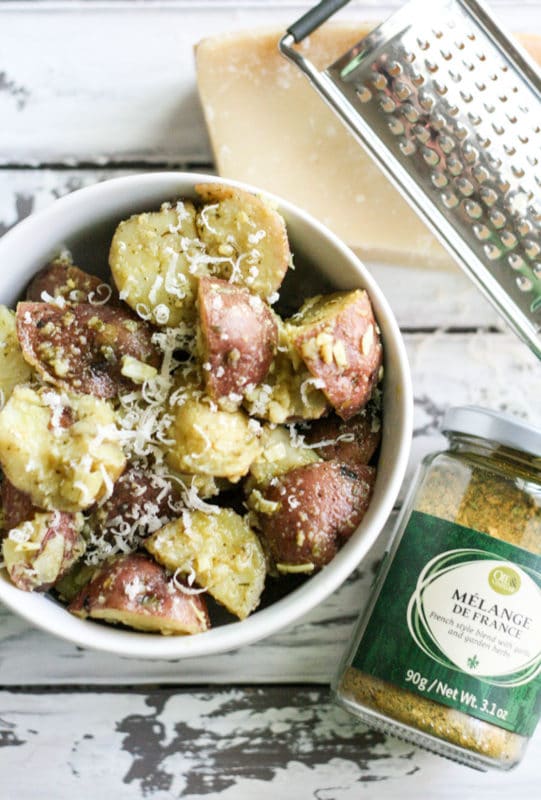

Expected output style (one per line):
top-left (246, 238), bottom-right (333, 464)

top-left (0, 183), bottom-right (383, 637)
top-left (334, 406), bottom-right (541, 771)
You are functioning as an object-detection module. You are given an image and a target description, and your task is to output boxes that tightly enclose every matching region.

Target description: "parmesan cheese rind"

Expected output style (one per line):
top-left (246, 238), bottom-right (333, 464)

top-left (0, 385), bottom-right (126, 511)
top-left (0, 305), bottom-right (33, 402)
top-left (146, 508), bottom-right (266, 620)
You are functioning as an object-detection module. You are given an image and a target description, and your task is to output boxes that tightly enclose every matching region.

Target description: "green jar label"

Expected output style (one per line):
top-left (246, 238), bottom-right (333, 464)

top-left (352, 511), bottom-right (541, 737)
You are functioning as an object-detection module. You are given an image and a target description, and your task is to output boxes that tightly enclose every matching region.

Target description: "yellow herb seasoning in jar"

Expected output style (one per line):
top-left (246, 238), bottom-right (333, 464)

top-left (334, 406), bottom-right (541, 770)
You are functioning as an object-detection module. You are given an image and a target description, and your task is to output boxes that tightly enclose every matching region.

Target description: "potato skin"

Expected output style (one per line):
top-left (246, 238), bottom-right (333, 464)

top-left (145, 508), bottom-right (266, 620)
top-left (26, 260), bottom-right (114, 305)
top-left (0, 305), bottom-right (33, 402)
top-left (287, 290), bottom-right (383, 420)
top-left (0, 385), bottom-right (126, 512)
top-left (1, 476), bottom-right (36, 536)
top-left (255, 461), bottom-right (376, 570)
top-left (68, 553), bottom-right (210, 635)
top-left (198, 277), bottom-right (277, 409)
top-left (305, 405), bottom-right (381, 469)
top-left (87, 467), bottom-right (180, 560)
top-left (2, 511), bottom-right (85, 592)
top-left (195, 183), bottom-right (290, 300)
top-left (16, 301), bottom-right (159, 399)
top-left (94, 467), bottom-right (178, 532)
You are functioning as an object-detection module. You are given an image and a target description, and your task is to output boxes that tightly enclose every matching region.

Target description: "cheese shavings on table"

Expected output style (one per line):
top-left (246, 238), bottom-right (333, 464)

top-left (195, 24), bottom-right (541, 270)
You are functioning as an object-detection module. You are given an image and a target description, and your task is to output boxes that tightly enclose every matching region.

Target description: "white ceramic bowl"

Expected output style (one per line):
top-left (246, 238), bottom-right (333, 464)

top-left (0, 172), bottom-right (412, 658)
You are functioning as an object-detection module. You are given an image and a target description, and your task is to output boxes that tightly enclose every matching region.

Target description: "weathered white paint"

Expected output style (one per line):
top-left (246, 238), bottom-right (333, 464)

top-left (0, 688), bottom-right (539, 799)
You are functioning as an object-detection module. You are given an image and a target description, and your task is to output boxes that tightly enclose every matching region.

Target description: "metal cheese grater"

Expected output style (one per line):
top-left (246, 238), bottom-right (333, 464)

top-left (279, 0), bottom-right (541, 358)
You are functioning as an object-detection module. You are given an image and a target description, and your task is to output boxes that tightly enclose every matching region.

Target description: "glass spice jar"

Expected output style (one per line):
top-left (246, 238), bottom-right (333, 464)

top-left (333, 406), bottom-right (541, 771)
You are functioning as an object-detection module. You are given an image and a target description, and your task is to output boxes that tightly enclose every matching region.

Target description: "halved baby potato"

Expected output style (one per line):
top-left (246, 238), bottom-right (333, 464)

top-left (0, 385), bottom-right (126, 511)
top-left (145, 508), bottom-right (266, 620)
top-left (166, 389), bottom-right (262, 482)
top-left (253, 460), bottom-right (376, 572)
top-left (247, 424), bottom-right (320, 490)
top-left (26, 259), bottom-right (114, 305)
top-left (16, 301), bottom-right (160, 399)
top-left (89, 466), bottom-right (180, 550)
top-left (195, 183), bottom-right (290, 300)
top-left (68, 553), bottom-right (210, 635)
top-left (0, 305), bottom-right (33, 402)
top-left (305, 404), bottom-right (382, 469)
top-left (197, 276), bottom-right (278, 410)
top-left (286, 290), bottom-right (383, 420)
top-left (109, 201), bottom-right (201, 326)
top-left (2, 511), bottom-right (85, 592)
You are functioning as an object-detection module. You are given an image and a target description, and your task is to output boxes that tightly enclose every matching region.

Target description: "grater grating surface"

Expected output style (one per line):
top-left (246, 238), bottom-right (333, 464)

top-left (280, 0), bottom-right (541, 358)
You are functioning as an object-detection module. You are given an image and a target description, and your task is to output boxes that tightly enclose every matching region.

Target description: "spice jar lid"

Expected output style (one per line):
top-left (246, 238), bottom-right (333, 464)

top-left (443, 405), bottom-right (541, 458)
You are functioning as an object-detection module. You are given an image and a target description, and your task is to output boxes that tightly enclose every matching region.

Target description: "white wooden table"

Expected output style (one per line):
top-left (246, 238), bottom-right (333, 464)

top-left (1, 2), bottom-right (540, 798)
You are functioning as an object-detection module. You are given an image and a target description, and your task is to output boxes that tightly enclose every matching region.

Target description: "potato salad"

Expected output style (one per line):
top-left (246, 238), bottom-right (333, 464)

top-left (0, 184), bottom-right (383, 636)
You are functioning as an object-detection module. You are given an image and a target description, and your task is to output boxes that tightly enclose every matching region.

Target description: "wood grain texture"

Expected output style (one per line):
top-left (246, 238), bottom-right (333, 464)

top-left (0, 687), bottom-right (539, 799)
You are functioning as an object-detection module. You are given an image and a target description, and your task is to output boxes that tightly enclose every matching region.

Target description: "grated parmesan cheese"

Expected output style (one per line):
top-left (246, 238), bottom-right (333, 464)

top-left (40, 290), bottom-right (66, 308)
top-left (172, 567), bottom-right (208, 596)
top-left (88, 284), bottom-right (113, 305)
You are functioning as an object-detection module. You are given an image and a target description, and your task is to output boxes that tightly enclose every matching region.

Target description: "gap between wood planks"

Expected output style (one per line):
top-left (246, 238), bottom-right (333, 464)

top-left (0, 161), bottom-right (215, 171)
top-left (0, 683), bottom-right (324, 693)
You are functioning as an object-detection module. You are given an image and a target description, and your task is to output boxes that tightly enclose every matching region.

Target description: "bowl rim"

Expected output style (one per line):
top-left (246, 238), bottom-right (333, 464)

top-left (0, 171), bottom-right (413, 659)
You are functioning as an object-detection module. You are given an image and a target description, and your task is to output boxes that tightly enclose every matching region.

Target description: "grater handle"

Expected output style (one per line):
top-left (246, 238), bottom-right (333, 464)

top-left (287, 0), bottom-right (351, 43)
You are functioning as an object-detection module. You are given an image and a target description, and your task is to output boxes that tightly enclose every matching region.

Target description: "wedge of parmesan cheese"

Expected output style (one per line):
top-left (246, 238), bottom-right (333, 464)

top-left (196, 24), bottom-right (541, 270)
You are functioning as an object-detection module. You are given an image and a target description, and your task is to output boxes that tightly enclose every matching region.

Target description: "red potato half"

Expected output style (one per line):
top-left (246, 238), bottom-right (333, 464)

top-left (198, 276), bottom-right (277, 408)
top-left (68, 553), bottom-right (210, 635)
top-left (2, 511), bottom-right (85, 592)
top-left (304, 404), bottom-right (381, 469)
top-left (95, 467), bottom-right (179, 531)
top-left (1, 477), bottom-right (37, 536)
top-left (89, 467), bottom-right (180, 557)
top-left (255, 460), bottom-right (376, 571)
top-left (287, 290), bottom-right (383, 420)
top-left (16, 302), bottom-right (160, 398)
top-left (26, 260), bottom-right (115, 305)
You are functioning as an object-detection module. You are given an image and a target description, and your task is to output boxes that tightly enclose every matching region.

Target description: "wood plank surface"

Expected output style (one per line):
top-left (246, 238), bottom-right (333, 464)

top-left (0, 3), bottom-right (540, 795)
top-left (0, 686), bottom-right (539, 799)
